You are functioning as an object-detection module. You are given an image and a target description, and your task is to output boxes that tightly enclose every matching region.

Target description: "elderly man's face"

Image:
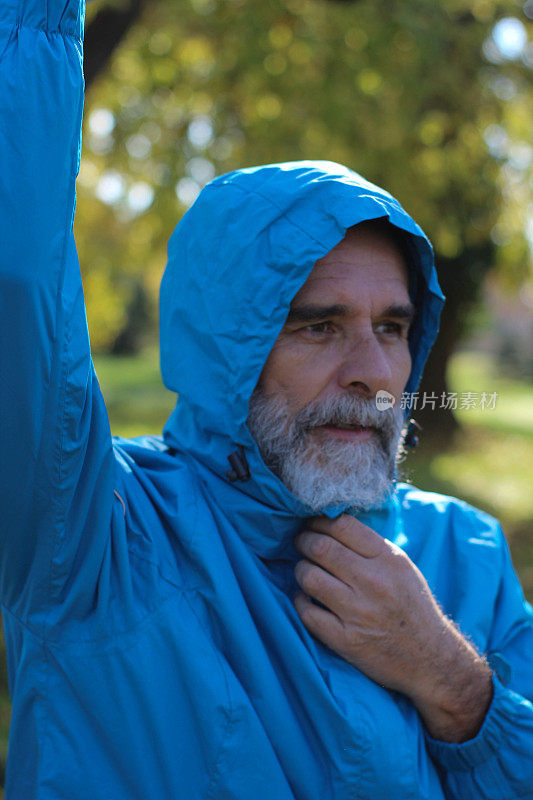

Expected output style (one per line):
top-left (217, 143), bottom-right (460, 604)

top-left (247, 224), bottom-right (414, 511)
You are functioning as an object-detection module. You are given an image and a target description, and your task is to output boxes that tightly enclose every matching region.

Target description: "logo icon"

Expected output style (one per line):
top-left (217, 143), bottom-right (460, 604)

top-left (375, 390), bottom-right (396, 411)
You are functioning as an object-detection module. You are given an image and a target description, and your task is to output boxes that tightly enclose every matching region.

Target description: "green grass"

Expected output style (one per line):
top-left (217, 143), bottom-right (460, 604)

top-left (94, 348), bottom-right (176, 438)
top-left (407, 351), bottom-right (533, 524)
top-left (406, 350), bottom-right (533, 600)
top-left (450, 351), bottom-right (533, 436)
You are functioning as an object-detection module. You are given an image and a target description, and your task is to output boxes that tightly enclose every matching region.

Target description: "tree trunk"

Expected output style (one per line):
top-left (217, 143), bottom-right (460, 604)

top-left (84, 0), bottom-right (148, 89)
top-left (415, 240), bottom-right (495, 445)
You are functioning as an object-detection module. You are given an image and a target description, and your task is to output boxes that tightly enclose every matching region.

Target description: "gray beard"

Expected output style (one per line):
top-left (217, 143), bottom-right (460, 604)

top-left (247, 388), bottom-right (406, 512)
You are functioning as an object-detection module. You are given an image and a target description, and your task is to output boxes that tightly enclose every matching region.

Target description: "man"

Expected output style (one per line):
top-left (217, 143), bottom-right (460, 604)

top-left (247, 221), bottom-right (493, 744)
top-left (0, 2), bottom-right (532, 799)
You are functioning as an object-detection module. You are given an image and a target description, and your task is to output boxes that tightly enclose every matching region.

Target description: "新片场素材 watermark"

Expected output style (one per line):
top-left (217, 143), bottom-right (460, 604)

top-left (374, 391), bottom-right (498, 412)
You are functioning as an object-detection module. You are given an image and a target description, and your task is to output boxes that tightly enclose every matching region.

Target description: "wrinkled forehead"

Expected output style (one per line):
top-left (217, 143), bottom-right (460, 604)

top-left (290, 220), bottom-right (413, 310)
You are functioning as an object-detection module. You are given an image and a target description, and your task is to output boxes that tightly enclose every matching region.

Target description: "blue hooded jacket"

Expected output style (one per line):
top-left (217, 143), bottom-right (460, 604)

top-left (1, 2), bottom-right (532, 798)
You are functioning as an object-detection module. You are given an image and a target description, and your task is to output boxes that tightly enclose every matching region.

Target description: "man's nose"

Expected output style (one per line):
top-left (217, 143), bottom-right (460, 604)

top-left (335, 335), bottom-right (393, 397)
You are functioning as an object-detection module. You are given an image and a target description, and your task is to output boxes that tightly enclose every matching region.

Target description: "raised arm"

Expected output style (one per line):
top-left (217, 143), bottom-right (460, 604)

top-left (0, 0), bottom-right (114, 617)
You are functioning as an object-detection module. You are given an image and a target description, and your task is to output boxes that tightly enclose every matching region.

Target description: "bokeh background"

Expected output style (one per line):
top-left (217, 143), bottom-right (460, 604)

top-left (1, 0), bottom-right (532, 789)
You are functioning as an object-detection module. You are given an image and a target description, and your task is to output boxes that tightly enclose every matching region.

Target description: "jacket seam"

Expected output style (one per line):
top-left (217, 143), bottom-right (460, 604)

top-left (204, 706), bottom-right (235, 800)
top-left (209, 182), bottom-right (335, 249)
top-left (117, 544), bottom-right (197, 592)
top-left (4, 594), bottom-right (237, 798)
top-left (39, 624), bottom-right (53, 800)
top-left (2, 561), bottom-right (195, 647)
top-left (43, 180), bottom-right (80, 629)
top-left (45, 589), bottom-right (195, 647)
top-left (209, 180), bottom-right (410, 255)
top-left (1, 604), bottom-right (51, 798)
top-left (184, 593), bottom-right (236, 800)
top-left (44, 38), bottom-right (89, 614)
top-left (1, 602), bottom-right (42, 637)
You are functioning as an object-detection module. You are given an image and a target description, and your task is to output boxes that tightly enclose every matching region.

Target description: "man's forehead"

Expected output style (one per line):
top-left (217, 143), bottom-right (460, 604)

top-left (291, 224), bottom-right (411, 307)
top-left (318, 224), bottom-right (407, 272)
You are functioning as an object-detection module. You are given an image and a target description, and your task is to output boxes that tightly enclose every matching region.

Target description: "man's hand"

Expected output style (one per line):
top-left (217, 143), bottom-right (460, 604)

top-left (293, 514), bottom-right (493, 743)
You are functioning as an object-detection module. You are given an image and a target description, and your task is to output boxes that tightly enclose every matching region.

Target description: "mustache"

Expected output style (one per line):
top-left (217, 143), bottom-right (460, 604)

top-left (291, 393), bottom-right (401, 439)
top-left (247, 387), bottom-right (403, 512)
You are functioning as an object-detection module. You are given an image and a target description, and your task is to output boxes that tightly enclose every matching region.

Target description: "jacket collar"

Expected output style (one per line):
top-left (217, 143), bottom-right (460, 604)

top-left (165, 398), bottom-right (400, 559)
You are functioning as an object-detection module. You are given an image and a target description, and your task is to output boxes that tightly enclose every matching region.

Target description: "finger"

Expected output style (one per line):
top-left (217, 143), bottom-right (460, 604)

top-left (294, 531), bottom-right (359, 586)
top-left (294, 591), bottom-right (345, 653)
top-left (306, 514), bottom-right (385, 559)
top-left (294, 559), bottom-right (353, 615)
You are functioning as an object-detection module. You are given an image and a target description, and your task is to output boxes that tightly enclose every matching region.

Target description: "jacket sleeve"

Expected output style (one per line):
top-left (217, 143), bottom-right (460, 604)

top-left (0, 0), bottom-right (115, 620)
top-left (425, 531), bottom-right (533, 799)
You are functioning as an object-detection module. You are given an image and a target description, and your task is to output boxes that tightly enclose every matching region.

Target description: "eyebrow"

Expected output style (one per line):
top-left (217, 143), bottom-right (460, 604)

top-left (286, 303), bottom-right (349, 324)
top-left (381, 303), bottom-right (416, 323)
top-left (285, 302), bottom-right (416, 326)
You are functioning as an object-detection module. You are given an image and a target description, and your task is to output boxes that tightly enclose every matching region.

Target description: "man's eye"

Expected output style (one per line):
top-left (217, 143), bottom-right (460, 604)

top-left (302, 322), bottom-right (334, 335)
top-left (376, 322), bottom-right (406, 337)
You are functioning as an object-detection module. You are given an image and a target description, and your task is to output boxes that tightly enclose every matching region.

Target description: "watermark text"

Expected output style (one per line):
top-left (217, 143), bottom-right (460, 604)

top-left (399, 391), bottom-right (498, 411)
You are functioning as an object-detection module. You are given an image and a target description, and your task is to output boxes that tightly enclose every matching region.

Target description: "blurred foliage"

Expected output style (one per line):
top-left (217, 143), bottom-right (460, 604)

top-left (75, 0), bottom-right (533, 352)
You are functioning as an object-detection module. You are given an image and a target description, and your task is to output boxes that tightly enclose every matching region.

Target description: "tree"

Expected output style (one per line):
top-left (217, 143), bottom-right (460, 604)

top-left (85, 0), bottom-right (148, 89)
top-left (78, 0), bottom-right (532, 432)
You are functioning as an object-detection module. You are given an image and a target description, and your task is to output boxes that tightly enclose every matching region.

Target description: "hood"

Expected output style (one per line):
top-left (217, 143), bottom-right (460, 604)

top-left (159, 161), bottom-right (444, 532)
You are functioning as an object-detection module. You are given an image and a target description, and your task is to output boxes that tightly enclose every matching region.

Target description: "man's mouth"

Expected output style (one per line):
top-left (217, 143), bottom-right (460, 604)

top-left (328, 422), bottom-right (368, 430)
top-left (313, 422), bottom-right (376, 440)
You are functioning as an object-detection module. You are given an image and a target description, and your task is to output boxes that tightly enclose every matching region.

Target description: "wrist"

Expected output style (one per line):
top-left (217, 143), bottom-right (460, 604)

top-left (410, 623), bottom-right (494, 742)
